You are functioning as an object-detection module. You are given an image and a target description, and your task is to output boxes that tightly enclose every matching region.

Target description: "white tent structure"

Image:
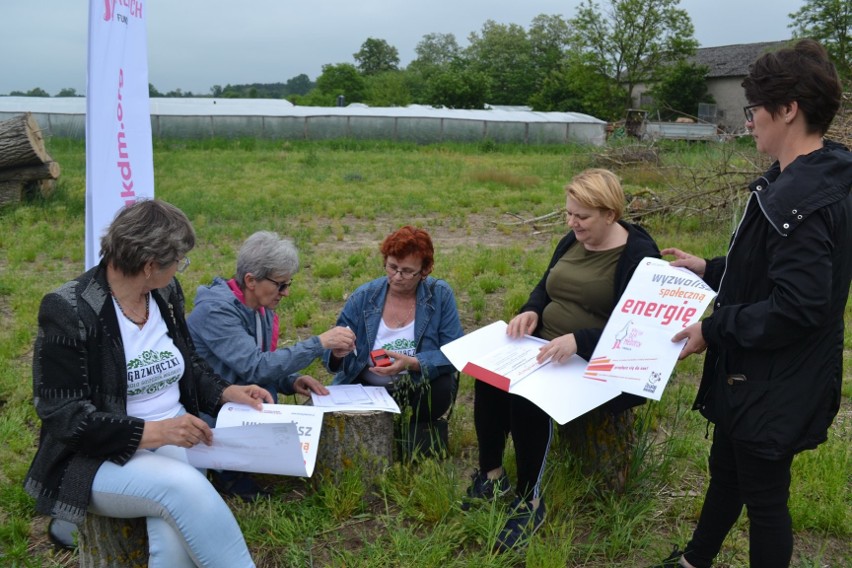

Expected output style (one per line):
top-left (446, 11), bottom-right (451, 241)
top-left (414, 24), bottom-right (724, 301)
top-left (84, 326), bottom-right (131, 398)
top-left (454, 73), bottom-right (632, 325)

top-left (0, 97), bottom-right (607, 146)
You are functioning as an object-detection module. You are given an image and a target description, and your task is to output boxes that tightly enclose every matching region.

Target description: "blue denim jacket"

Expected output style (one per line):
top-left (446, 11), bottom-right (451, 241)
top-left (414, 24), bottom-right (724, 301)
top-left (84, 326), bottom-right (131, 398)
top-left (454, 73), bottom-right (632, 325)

top-left (188, 277), bottom-right (324, 398)
top-left (322, 276), bottom-right (464, 384)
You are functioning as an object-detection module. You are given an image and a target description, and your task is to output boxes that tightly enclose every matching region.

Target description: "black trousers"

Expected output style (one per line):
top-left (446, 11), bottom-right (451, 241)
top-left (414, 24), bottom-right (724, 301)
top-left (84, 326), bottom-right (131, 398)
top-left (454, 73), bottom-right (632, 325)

top-left (473, 379), bottom-right (552, 501)
top-left (685, 426), bottom-right (794, 568)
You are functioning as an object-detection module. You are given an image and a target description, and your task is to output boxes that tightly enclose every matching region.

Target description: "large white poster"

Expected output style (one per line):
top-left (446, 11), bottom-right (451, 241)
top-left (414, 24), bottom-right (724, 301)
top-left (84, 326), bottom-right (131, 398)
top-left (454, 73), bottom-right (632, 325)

top-left (85, 0), bottom-right (154, 269)
top-left (584, 257), bottom-right (716, 400)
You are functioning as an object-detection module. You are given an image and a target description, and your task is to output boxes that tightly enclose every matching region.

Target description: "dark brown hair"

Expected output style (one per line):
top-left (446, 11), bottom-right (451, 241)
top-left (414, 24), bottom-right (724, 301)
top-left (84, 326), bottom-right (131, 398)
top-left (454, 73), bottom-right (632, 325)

top-left (742, 39), bottom-right (841, 136)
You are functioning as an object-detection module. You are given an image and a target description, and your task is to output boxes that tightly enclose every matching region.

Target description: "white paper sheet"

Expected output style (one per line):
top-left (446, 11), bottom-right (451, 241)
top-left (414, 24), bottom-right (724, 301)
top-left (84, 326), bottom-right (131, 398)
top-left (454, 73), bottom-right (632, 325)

top-left (310, 385), bottom-right (401, 414)
top-left (186, 403), bottom-right (325, 477)
top-left (441, 321), bottom-right (620, 424)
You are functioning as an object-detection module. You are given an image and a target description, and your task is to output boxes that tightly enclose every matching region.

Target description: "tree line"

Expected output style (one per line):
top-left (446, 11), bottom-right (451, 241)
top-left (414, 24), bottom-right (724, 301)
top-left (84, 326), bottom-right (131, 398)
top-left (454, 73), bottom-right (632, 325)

top-left (4, 0), bottom-right (849, 122)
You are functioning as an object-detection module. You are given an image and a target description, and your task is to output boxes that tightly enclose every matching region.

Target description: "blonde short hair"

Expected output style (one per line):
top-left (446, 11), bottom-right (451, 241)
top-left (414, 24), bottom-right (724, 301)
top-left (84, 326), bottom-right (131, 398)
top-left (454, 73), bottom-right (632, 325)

top-left (565, 168), bottom-right (625, 221)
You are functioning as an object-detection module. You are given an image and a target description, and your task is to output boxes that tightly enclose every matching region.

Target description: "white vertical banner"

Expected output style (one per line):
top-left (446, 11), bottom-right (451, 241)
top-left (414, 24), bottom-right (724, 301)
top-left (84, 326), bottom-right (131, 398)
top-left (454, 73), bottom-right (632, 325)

top-left (85, 0), bottom-right (154, 269)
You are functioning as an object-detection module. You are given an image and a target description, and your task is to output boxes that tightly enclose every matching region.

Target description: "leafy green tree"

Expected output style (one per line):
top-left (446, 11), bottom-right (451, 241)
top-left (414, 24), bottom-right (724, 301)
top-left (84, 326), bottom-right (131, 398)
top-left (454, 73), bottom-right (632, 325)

top-left (149, 83), bottom-right (162, 97)
top-left (466, 20), bottom-right (535, 105)
top-left (789, 0), bottom-right (852, 81)
top-left (528, 52), bottom-right (624, 120)
top-left (354, 38), bottom-right (400, 76)
top-left (285, 74), bottom-right (314, 96)
top-left (364, 71), bottom-right (412, 107)
top-left (210, 85), bottom-right (223, 97)
top-left (569, 0), bottom-right (698, 109)
top-left (56, 88), bottom-right (79, 97)
top-left (649, 61), bottom-right (714, 119)
top-left (409, 33), bottom-right (463, 75)
top-left (425, 65), bottom-right (491, 109)
top-left (313, 63), bottom-right (367, 104)
top-left (528, 14), bottom-right (573, 92)
top-left (25, 87), bottom-right (50, 97)
top-left (407, 32), bottom-right (465, 102)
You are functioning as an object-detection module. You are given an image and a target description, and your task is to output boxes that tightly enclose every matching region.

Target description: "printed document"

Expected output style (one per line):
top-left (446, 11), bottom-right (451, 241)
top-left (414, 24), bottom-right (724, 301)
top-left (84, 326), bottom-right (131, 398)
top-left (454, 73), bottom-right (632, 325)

top-left (186, 403), bottom-right (324, 477)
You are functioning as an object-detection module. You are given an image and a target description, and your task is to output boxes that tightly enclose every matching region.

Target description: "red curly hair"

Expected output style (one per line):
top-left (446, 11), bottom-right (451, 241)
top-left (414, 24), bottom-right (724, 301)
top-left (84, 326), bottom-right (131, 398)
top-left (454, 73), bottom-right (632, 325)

top-left (380, 226), bottom-right (434, 274)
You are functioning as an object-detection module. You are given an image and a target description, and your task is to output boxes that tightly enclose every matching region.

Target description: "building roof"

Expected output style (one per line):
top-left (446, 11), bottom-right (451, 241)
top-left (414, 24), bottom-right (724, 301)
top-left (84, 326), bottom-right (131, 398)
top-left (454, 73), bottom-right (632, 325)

top-left (0, 96), bottom-right (603, 124)
top-left (691, 40), bottom-right (791, 79)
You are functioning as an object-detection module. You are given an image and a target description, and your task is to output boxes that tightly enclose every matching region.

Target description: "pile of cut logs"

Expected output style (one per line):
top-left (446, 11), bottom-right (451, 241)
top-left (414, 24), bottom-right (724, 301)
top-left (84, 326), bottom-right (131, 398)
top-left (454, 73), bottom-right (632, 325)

top-left (0, 113), bottom-right (60, 205)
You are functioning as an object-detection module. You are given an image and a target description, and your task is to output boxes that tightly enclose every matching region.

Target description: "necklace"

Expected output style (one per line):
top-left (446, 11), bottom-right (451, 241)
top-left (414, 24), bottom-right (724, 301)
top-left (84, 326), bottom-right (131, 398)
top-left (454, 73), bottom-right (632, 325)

top-left (391, 299), bottom-right (415, 328)
top-left (111, 289), bottom-right (149, 325)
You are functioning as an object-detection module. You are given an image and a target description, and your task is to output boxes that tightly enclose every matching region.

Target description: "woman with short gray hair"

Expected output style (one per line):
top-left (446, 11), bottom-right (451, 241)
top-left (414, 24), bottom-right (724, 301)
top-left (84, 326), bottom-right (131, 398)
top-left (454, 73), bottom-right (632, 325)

top-left (188, 230), bottom-right (355, 499)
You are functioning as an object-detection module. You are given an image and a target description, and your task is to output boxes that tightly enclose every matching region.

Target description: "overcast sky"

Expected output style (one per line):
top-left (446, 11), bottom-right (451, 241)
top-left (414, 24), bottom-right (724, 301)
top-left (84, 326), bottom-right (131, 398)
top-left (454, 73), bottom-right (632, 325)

top-left (2, 0), bottom-right (804, 96)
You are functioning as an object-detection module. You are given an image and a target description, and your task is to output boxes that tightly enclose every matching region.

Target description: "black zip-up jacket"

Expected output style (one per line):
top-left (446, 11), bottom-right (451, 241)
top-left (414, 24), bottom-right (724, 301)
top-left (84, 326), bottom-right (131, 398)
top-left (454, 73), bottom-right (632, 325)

top-left (520, 221), bottom-right (661, 414)
top-left (697, 141), bottom-right (852, 459)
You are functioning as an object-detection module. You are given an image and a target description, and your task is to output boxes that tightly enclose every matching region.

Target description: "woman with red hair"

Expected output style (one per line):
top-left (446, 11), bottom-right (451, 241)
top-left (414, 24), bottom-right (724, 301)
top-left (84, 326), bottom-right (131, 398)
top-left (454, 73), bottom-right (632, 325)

top-left (323, 226), bottom-right (464, 456)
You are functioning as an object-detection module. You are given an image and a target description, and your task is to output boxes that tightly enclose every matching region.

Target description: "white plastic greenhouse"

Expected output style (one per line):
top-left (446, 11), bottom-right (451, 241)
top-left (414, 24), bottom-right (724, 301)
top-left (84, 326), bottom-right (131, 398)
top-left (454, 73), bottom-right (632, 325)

top-left (0, 97), bottom-right (607, 145)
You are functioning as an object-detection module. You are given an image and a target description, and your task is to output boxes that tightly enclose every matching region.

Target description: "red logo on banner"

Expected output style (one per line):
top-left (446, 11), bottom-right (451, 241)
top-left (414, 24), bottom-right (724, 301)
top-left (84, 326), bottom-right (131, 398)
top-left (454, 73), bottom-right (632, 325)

top-left (104, 0), bottom-right (144, 21)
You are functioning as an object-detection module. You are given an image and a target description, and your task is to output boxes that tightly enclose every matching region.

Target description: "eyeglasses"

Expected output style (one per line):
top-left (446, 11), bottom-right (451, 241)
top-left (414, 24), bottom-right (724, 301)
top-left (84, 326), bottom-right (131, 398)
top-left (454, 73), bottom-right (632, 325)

top-left (176, 257), bottom-right (191, 273)
top-left (385, 263), bottom-right (421, 280)
top-left (264, 276), bottom-right (292, 293)
top-left (743, 103), bottom-right (762, 123)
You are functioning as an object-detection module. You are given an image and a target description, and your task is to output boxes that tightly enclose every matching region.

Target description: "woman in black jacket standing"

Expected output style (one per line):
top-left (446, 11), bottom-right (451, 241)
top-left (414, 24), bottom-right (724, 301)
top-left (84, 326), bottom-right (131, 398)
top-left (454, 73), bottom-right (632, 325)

top-left (654, 39), bottom-right (852, 568)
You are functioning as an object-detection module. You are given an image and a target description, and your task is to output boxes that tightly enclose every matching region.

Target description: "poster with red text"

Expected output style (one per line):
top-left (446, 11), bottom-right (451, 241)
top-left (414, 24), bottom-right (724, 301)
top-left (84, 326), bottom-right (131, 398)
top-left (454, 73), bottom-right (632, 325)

top-left (85, 0), bottom-right (154, 269)
top-left (584, 257), bottom-right (716, 400)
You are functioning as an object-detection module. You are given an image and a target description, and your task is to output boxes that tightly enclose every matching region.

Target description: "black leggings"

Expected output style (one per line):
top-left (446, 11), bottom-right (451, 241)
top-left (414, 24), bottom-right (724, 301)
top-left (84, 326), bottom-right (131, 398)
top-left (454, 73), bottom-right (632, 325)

top-left (684, 426), bottom-right (794, 568)
top-left (473, 379), bottom-right (552, 501)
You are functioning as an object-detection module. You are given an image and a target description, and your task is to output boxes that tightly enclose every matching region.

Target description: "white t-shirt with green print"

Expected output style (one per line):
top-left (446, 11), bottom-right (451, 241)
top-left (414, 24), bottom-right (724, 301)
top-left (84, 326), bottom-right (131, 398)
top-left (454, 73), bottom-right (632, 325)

top-left (114, 294), bottom-right (185, 421)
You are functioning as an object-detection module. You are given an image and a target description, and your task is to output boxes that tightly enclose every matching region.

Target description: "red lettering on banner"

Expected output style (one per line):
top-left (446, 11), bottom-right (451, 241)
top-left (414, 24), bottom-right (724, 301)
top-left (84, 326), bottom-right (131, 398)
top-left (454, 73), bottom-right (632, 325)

top-left (104, 0), bottom-right (144, 21)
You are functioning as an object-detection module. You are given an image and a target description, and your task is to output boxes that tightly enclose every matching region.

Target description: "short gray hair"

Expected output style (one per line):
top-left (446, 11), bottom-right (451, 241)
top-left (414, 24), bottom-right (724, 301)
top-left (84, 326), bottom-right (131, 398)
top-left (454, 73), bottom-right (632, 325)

top-left (235, 231), bottom-right (299, 287)
top-left (100, 199), bottom-right (195, 275)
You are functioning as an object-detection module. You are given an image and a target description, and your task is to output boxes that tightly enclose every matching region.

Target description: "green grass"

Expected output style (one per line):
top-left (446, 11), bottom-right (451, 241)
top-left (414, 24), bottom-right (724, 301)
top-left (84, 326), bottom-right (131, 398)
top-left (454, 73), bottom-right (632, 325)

top-left (0, 138), bottom-right (849, 567)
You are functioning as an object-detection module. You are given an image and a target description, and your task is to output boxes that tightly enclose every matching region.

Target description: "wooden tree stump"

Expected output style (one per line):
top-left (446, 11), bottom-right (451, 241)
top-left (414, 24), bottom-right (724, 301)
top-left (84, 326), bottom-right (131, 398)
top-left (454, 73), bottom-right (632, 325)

top-left (77, 514), bottom-right (148, 568)
top-left (556, 407), bottom-right (637, 493)
top-left (0, 113), bottom-right (50, 169)
top-left (0, 113), bottom-right (59, 204)
top-left (313, 410), bottom-right (394, 489)
top-left (0, 178), bottom-right (56, 205)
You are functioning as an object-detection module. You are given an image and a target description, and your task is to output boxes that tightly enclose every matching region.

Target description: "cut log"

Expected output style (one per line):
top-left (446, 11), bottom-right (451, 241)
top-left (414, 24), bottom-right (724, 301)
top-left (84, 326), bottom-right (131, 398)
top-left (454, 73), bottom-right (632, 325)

top-left (77, 514), bottom-right (148, 568)
top-left (0, 179), bottom-right (55, 205)
top-left (0, 161), bottom-right (60, 183)
top-left (313, 410), bottom-right (394, 489)
top-left (0, 113), bottom-right (51, 169)
top-left (556, 407), bottom-right (637, 493)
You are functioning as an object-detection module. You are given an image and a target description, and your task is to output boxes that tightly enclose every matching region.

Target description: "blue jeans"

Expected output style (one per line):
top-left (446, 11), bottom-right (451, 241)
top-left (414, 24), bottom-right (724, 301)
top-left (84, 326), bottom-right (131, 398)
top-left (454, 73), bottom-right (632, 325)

top-left (684, 426), bottom-right (794, 568)
top-left (89, 444), bottom-right (255, 568)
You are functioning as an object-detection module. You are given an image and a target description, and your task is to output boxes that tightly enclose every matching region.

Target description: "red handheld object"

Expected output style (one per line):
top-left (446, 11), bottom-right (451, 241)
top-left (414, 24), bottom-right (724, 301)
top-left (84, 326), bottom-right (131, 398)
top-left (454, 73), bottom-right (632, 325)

top-left (370, 349), bottom-right (392, 367)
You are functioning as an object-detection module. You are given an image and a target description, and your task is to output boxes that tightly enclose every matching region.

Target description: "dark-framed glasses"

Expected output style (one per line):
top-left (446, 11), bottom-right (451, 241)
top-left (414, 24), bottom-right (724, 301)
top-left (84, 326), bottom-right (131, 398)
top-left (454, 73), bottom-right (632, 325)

top-left (264, 276), bottom-right (293, 293)
top-left (385, 263), bottom-right (420, 280)
top-left (176, 257), bottom-right (191, 273)
top-left (743, 103), bottom-right (762, 123)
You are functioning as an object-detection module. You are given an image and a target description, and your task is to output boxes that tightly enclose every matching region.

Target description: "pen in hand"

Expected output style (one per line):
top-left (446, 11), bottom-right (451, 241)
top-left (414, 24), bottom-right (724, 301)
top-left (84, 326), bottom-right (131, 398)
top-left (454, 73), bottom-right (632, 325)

top-left (346, 326), bottom-right (357, 356)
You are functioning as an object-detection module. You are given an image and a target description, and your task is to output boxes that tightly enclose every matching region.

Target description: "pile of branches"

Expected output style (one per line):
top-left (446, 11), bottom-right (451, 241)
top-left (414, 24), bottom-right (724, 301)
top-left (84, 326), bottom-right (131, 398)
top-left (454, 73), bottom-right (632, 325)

top-left (827, 92), bottom-right (852, 148)
top-left (498, 141), bottom-right (769, 232)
